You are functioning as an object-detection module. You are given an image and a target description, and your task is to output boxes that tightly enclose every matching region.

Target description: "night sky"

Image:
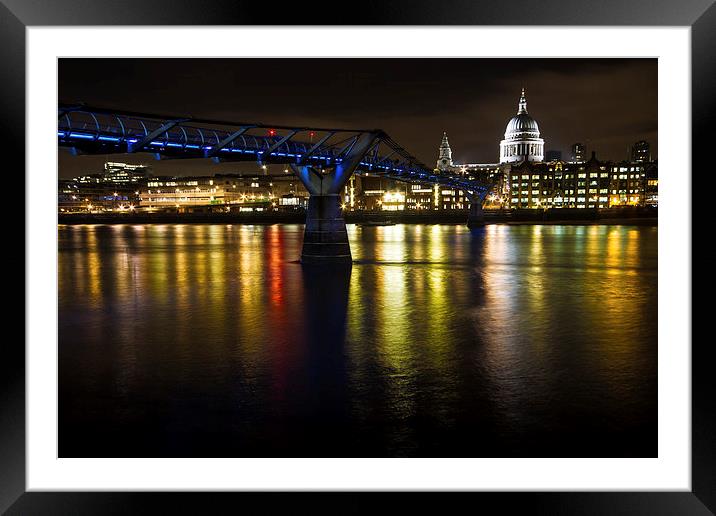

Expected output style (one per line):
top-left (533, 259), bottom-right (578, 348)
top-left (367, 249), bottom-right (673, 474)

top-left (58, 58), bottom-right (657, 179)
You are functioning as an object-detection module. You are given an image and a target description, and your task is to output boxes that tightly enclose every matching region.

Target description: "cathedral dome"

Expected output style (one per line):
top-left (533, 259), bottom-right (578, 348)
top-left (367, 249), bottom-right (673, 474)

top-left (504, 113), bottom-right (540, 139)
top-left (503, 89), bottom-right (541, 140)
top-left (499, 88), bottom-right (545, 164)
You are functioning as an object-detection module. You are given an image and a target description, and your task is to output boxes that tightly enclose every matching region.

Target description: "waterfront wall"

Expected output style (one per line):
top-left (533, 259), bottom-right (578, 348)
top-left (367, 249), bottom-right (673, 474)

top-left (58, 206), bottom-right (657, 225)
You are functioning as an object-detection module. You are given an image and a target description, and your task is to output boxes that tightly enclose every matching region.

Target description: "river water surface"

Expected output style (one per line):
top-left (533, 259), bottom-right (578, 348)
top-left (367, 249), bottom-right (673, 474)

top-left (58, 223), bottom-right (657, 457)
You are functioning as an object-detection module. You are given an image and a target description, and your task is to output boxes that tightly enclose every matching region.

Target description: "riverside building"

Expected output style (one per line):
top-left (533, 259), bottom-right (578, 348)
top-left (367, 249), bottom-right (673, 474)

top-left (58, 161), bottom-right (150, 212)
top-left (506, 152), bottom-right (657, 209)
top-left (139, 174), bottom-right (308, 211)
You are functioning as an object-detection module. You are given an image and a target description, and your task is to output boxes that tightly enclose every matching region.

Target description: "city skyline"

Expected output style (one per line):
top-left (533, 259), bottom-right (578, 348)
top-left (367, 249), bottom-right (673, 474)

top-left (58, 58), bottom-right (657, 179)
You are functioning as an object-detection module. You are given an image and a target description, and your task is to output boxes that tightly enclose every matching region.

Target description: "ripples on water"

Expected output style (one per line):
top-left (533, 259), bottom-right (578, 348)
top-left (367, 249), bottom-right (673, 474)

top-left (58, 223), bottom-right (657, 457)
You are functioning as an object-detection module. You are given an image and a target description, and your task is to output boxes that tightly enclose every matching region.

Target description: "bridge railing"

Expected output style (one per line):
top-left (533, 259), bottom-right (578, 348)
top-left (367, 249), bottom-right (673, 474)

top-left (59, 109), bottom-right (331, 160)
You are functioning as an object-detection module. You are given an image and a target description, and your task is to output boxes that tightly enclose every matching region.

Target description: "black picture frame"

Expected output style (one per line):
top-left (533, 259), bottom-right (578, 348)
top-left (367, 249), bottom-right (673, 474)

top-left (4, 0), bottom-right (712, 513)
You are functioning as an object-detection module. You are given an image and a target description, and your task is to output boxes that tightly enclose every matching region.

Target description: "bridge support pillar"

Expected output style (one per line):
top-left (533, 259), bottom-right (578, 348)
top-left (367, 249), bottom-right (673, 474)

top-left (291, 131), bottom-right (381, 264)
top-left (467, 195), bottom-right (486, 228)
top-left (302, 194), bottom-right (351, 264)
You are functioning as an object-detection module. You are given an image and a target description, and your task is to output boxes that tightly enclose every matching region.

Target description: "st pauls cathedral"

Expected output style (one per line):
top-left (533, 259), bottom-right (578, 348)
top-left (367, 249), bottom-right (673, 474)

top-left (434, 89), bottom-right (657, 210)
top-left (437, 88), bottom-right (543, 173)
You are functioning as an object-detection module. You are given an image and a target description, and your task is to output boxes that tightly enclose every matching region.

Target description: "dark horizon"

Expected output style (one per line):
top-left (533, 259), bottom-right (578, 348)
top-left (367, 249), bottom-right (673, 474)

top-left (58, 58), bottom-right (657, 179)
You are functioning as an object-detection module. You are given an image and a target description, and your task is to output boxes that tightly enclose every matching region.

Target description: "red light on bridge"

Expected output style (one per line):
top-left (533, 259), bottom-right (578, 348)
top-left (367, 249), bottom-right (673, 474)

top-left (268, 129), bottom-right (276, 137)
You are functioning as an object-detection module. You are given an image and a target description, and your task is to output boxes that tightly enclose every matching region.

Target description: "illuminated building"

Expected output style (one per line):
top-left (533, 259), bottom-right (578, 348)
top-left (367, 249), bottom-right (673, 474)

top-left (342, 176), bottom-right (357, 210)
top-left (606, 160), bottom-right (652, 207)
top-left (138, 174), bottom-right (307, 211)
top-left (644, 163), bottom-right (658, 206)
top-left (72, 161), bottom-right (152, 186)
top-left (58, 178), bottom-right (138, 213)
top-left (381, 190), bottom-right (407, 211)
top-left (103, 161), bottom-right (152, 184)
top-left (499, 89), bottom-right (545, 164)
top-left (58, 161), bottom-right (151, 212)
top-left (631, 140), bottom-right (651, 162)
top-left (406, 182), bottom-right (436, 210)
top-left (571, 143), bottom-right (586, 163)
top-left (351, 176), bottom-right (412, 211)
top-left (354, 175), bottom-right (388, 211)
top-left (350, 175), bottom-right (440, 211)
top-left (507, 151), bottom-right (657, 208)
top-left (140, 177), bottom-right (225, 209)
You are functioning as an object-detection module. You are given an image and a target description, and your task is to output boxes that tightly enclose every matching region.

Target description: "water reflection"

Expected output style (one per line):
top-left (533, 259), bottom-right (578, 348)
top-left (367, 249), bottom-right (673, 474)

top-left (59, 223), bottom-right (657, 457)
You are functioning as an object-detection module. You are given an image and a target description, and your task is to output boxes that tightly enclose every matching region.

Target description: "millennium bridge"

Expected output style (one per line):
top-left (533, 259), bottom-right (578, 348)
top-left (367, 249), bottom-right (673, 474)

top-left (58, 105), bottom-right (493, 263)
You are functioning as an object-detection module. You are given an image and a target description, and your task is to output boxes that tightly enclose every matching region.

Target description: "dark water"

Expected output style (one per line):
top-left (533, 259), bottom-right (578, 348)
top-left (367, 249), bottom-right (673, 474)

top-left (58, 223), bottom-right (657, 457)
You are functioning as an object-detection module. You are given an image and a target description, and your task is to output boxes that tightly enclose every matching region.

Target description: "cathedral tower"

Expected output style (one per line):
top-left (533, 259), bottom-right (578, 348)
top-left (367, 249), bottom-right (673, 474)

top-left (437, 132), bottom-right (453, 171)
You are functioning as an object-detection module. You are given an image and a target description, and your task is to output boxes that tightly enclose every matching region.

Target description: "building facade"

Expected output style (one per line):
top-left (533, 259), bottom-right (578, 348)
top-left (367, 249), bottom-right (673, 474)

top-left (506, 152), bottom-right (657, 209)
top-left (139, 174), bottom-right (308, 212)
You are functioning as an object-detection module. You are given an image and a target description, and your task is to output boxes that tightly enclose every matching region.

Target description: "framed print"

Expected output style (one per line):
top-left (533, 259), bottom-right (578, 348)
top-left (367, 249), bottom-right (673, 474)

top-left (4, 0), bottom-right (712, 513)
